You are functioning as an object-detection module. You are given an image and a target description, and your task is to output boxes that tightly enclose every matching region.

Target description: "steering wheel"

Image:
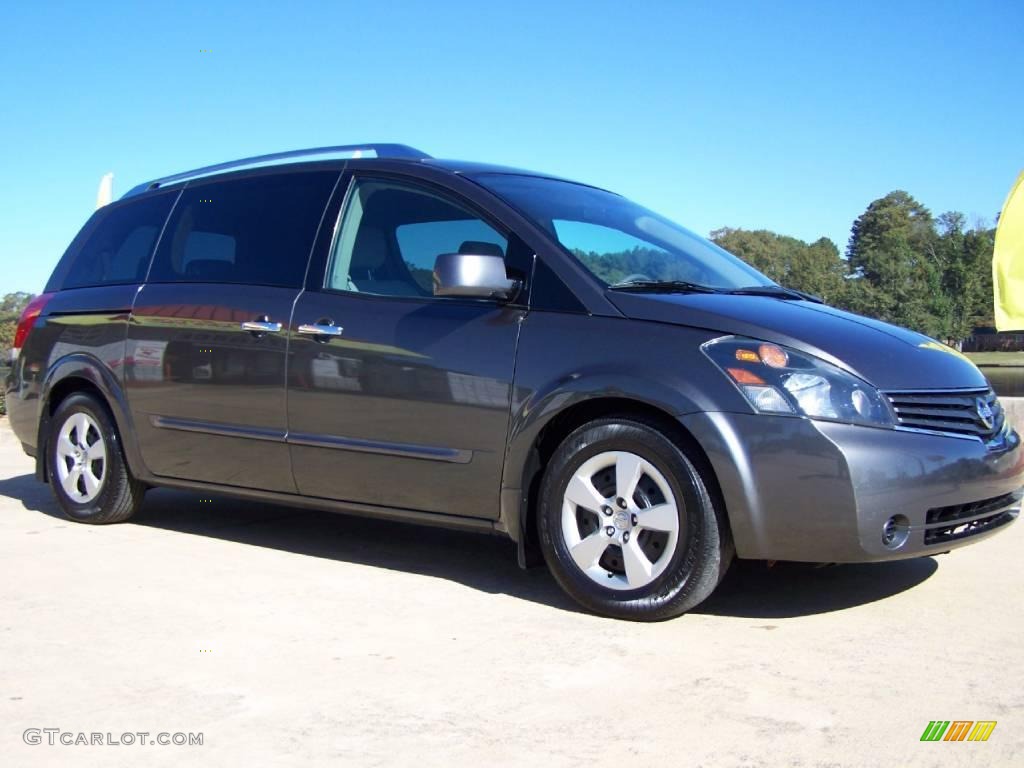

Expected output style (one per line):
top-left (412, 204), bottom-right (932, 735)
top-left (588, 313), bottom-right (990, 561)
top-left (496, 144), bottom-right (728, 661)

top-left (620, 273), bottom-right (652, 283)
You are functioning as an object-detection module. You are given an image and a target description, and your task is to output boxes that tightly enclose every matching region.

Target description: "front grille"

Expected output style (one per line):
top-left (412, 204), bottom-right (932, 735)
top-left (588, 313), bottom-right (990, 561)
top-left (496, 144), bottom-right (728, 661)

top-left (924, 491), bottom-right (1021, 545)
top-left (885, 388), bottom-right (1005, 441)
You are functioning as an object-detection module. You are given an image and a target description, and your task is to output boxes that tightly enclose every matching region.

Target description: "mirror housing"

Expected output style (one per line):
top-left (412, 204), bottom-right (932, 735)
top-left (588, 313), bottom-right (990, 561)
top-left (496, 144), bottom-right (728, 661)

top-left (433, 252), bottom-right (521, 301)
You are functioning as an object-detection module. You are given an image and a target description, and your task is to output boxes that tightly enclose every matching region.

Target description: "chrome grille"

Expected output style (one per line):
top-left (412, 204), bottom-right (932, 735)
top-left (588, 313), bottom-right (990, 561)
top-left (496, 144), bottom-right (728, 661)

top-left (884, 388), bottom-right (1004, 440)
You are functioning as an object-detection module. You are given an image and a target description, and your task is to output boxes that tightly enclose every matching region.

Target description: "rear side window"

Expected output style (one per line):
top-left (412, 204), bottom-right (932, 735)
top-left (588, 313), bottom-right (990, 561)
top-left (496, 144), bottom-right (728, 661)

top-left (148, 171), bottom-right (337, 288)
top-left (61, 193), bottom-right (176, 289)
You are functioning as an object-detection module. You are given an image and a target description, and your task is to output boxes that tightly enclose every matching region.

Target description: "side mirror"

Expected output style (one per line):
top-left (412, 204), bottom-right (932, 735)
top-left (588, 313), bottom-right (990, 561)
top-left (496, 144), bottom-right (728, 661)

top-left (433, 252), bottom-right (521, 301)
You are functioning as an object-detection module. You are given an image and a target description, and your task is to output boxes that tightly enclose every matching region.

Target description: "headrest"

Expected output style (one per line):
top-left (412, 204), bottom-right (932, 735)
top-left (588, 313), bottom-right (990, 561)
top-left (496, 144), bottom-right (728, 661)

top-left (458, 240), bottom-right (504, 258)
top-left (352, 228), bottom-right (390, 270)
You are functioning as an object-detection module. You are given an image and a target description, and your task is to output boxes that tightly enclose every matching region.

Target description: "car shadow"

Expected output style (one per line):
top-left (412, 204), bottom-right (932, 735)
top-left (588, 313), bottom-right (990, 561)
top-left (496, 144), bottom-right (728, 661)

top-left (1, 473), bottom-right (580, 614)
top-left (696, 557), bottom-right (939, 618)
top-left (0, 472), bottom-right (938, 619)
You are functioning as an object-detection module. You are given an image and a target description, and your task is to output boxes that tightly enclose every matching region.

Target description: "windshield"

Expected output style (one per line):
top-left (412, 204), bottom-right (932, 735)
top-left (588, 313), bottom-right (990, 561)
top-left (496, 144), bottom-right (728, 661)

top-left (474, 174), bottom-right (774, 290)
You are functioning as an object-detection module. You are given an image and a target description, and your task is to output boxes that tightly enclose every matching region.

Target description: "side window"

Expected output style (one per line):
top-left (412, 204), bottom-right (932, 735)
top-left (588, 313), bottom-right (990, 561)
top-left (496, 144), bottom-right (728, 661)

top-left (148, 171), bottom-right (337, 287)
top-left (62, 193), bottom-right (176, 289)
top-left (326, 179), bottom-right (508, 298)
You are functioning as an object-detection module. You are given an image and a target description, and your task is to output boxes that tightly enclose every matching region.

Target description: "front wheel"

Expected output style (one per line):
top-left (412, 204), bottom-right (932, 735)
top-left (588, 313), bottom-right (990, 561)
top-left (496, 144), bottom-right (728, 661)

top-left (538, 418), bottom-right (731, 620)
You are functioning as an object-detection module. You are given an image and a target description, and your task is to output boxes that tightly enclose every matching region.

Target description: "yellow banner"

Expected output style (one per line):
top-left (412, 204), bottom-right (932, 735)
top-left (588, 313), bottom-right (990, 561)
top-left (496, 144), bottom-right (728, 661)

top-left (994, 170), bottom-right (1024, 330)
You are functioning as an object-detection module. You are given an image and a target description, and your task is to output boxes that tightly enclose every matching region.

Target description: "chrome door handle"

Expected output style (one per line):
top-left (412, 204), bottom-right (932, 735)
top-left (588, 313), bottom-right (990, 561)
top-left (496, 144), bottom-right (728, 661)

top-left (297, 323), bottom-right (344, 337)
top-left (241, 320), bottom-right (283, 333)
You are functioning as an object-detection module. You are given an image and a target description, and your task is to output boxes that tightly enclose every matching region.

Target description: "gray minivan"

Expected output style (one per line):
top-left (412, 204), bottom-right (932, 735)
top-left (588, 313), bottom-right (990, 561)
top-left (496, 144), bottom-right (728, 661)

top-left (6, 144), bottom-right (1021, 620)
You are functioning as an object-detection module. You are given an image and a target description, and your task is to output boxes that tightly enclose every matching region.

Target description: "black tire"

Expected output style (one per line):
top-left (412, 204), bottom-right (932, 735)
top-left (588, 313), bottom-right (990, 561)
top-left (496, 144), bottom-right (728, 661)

top-left (538, 417), bottom-right (732, 621)
top-left (48, 392), bottom-right (145, 524)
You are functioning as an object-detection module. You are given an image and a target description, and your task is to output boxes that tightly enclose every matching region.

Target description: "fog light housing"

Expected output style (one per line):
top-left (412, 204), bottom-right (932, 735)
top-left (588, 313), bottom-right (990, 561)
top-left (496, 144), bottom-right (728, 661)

top-left (882, 515), bottom-right (910, 550)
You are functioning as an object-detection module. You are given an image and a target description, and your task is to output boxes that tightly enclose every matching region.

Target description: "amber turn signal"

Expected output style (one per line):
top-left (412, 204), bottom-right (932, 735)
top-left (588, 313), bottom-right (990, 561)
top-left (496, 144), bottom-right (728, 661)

top-left (734, 349), bottom-right (760, 363)
top-left (726, 367), bottom-right (766, 385)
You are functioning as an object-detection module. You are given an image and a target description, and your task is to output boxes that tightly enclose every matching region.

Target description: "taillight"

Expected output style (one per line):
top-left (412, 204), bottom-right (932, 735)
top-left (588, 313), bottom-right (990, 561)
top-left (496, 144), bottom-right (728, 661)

top-left (12, 292), bottom-right (54, 358)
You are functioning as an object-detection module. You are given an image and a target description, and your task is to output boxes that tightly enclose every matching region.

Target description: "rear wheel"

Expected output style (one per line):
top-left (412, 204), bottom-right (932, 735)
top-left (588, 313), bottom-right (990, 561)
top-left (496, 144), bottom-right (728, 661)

top-left (538, 418), bottom-right (731, 620)
top-left (49, 392), bottom-right (145, 523)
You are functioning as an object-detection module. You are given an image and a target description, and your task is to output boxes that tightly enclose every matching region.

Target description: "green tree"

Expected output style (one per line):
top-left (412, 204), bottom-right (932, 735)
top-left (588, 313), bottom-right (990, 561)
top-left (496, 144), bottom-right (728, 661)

top-left (845, 191), bottom-right (947, 337)
top-left (964, 226), bottom-right (995, 329)
top-left (0, 321), bottom-right (13, 358)
top-left (0, 291), bottom-right (35, 365)
top-left (709, 228), bottom-right (784, 277)
top-left (0, 292), bottom-right (32, 314)
top-left (710, 228), bottom-right (846, 304)
top-left (933, 212), bottom-right (995, 344)
top-left (571, 246), bottom-right (709, 285)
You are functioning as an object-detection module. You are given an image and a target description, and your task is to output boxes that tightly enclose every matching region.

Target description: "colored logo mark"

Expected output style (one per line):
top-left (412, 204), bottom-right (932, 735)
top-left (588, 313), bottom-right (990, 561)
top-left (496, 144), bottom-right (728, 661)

top-left (920, 720), bottom-right (997, 742)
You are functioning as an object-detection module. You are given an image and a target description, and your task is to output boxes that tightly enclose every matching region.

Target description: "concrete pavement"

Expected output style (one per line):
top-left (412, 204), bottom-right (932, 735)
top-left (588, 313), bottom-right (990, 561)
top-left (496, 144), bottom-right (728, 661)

top-left (0, 419), bottom-right (1020, 767)
top-left (1002, 396), bottom-right (1022, 433)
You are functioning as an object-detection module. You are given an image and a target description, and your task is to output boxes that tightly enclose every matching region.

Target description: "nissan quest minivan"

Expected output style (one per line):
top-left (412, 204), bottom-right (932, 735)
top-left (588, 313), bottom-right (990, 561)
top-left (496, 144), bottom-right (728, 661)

top-left (6, 144), bottom-right (1022, 620)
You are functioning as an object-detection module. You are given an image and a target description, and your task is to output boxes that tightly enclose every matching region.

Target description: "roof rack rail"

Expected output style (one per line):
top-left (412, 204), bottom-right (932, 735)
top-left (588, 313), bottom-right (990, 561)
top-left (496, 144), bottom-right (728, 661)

top-left (122, 143), bottom-right (431, 198)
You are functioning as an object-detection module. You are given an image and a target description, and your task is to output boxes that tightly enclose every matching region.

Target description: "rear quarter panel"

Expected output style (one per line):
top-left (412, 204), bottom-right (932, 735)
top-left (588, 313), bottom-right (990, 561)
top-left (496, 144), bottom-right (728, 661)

top-left (6, 285), bottom-right (139, 462)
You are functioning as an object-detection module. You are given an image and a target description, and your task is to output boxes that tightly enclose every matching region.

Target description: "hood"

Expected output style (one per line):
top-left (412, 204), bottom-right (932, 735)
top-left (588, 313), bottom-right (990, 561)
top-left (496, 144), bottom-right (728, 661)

top-left (607, 291), bottom-right (989, 391)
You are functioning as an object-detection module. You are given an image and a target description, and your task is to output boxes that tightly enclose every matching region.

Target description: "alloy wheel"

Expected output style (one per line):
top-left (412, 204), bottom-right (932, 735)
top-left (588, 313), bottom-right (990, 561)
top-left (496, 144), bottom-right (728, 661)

top-left (55, 412), bottom-right (107, 503)
top-left (560, 450), bottom-right (681, 590)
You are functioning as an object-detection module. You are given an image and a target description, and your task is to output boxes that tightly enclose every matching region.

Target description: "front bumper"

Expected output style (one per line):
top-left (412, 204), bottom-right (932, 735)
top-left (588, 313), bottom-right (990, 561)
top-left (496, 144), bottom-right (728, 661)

top-left (681, 411), bottom-right (1023, 562)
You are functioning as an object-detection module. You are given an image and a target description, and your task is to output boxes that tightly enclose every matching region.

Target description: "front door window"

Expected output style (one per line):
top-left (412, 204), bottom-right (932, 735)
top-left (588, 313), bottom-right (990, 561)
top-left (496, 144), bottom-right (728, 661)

top-left (326, 179), bottom-right (509, 298)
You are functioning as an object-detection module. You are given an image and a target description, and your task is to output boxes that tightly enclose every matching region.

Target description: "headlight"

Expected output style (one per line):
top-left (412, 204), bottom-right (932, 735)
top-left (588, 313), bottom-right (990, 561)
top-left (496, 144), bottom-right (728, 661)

top-left (702, 337), bottom-right (894, 428)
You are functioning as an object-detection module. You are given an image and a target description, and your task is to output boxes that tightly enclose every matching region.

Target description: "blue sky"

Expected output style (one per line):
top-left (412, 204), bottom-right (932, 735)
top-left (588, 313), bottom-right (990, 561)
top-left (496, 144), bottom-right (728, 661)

top-left (1, 0), bottom-right (1021, 293)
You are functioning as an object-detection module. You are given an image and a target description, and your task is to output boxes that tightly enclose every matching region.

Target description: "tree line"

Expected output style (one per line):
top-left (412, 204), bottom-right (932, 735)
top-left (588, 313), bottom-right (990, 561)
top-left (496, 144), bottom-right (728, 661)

top-left (712, 190), bottom-right (995, 345)
top-left (0, 292), bottom-right (33, 361)
top-left (0, 292), bottom-right (33, 414)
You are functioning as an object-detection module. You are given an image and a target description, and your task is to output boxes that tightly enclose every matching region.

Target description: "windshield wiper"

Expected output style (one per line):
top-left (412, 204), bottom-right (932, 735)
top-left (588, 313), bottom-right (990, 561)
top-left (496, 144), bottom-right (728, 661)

top-left (608, 279), bottom-right (720, 294)
top-left (725, 285), bottom-right (823, 303)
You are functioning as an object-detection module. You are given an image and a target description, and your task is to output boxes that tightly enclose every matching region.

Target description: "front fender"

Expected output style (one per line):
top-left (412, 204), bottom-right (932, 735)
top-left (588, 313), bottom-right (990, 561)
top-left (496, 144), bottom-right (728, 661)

top-left (36, 353), bottom-right (145, 483)
top-left (506, 369), bottom-right (709, 468)
top-left (498, 312), bottom-right (747, 560)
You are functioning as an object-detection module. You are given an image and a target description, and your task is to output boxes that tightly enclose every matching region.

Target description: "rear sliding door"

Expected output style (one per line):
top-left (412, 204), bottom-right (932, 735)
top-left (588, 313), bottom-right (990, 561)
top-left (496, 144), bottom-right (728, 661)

top-left (125, 170), bottom-right (339, 492)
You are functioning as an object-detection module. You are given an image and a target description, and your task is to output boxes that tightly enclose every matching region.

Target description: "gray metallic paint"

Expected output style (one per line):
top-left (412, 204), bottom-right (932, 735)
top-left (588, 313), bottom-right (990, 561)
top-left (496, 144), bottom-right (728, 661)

top-left (683, 410), bottom-right (1022, 562)
top-left (5, 155), bottom-right (1022, 572)
top-left (125, 282), bottom-right (300, 493)
top-left (287, 290), bottom-right (524, 519)
top-left (608, 291), bottom-right (990, 391)
top-left (5, 285), bottom-right (145, 481)
top-left (496, 311), bottom-right (752, 551)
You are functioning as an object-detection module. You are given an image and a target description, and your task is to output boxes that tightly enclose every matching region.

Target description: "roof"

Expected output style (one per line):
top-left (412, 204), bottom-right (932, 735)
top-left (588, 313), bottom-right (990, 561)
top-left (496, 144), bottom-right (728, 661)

top-left (120, 143), bottom-right (597, 200)
top-left (423, 158), bottom-right (575, 183)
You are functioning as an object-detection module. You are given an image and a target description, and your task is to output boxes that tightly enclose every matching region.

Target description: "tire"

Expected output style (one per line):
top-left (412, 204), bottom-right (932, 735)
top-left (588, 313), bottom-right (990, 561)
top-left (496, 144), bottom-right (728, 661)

top-left (538, 417), bottom-right (732, 621)
top-left (48, 392), bottom-right (145, 524)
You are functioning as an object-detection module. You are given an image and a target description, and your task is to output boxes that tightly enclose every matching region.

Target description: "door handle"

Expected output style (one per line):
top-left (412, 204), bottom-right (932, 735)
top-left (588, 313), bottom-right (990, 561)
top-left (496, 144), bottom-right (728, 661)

top-left (297, 323), bottom-right (344, 337)
top-left (241, 319), bottom-right (283, 333)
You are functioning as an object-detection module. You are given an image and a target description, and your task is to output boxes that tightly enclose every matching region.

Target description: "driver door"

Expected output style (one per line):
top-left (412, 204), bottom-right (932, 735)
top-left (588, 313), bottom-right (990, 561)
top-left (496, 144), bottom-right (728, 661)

top-left (286, 176), bottom-right (527, 519)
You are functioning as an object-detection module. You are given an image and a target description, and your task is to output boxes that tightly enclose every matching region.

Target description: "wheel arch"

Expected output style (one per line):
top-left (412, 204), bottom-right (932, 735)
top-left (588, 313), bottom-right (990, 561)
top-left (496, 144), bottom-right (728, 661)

top-left (501, 394), bottom-right (732, 568)
top-left (36, 355), bottom-right (144, 484)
